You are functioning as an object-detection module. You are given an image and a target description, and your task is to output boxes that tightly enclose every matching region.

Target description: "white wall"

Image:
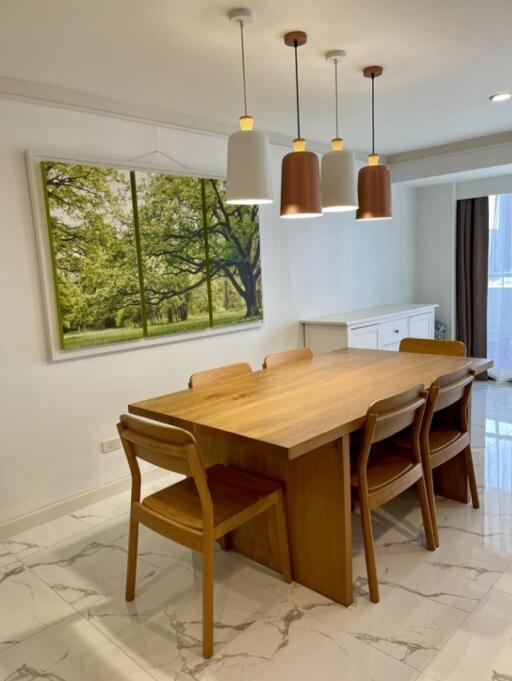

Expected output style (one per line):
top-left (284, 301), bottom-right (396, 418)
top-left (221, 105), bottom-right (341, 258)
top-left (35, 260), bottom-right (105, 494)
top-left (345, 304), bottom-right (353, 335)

top-left (414, 183), bottom-right (456, 335)
top-left (0, 97), bottom-right (416, 524)
top-left (287, 183), bottom-right (416, 319)
top-left (456, 174), bottom-right (512, 201)
top-left (413, 173), bottom-right (512, 338)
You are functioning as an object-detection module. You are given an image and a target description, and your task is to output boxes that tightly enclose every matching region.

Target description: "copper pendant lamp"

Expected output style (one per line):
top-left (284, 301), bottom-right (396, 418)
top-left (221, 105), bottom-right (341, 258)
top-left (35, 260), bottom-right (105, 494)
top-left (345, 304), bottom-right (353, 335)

top-left (280, 31), bottom-right (322, 219)
top-left (356, 66), bottom-right (392, 221)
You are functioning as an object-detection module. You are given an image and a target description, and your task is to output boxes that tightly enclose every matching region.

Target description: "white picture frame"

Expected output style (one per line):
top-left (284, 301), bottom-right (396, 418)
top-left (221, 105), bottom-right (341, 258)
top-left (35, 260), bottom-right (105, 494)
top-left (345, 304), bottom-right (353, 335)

top-left (26, 150), bottom-right (264, 362)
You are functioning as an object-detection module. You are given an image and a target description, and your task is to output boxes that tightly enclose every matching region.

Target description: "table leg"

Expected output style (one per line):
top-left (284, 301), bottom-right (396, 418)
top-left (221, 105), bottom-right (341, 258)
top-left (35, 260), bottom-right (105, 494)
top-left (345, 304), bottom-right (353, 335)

top-left (196, 431), bottom-right (354, 606)
top-left (433, 451), bottom-right (469, 503)
top-left (432, 396), bottom-right (472, 504)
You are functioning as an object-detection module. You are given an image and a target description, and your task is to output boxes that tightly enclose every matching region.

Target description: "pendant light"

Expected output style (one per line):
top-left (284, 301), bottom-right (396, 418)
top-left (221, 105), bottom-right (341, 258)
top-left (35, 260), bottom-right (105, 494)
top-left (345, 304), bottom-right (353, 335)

top-left (226, 8), bottom-right (272, 205)
top-left (356, 66), bottom-right (392, 220)
top-left (280, 31), bottom-right (322, 219)
top-left (321, 50), bottom-right (358, 213)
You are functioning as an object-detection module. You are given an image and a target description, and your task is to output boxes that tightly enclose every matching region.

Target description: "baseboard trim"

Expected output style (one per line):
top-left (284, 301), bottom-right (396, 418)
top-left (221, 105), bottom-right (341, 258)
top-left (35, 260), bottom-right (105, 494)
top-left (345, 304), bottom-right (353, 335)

top-left (0, 467), bottom-right (170, 540)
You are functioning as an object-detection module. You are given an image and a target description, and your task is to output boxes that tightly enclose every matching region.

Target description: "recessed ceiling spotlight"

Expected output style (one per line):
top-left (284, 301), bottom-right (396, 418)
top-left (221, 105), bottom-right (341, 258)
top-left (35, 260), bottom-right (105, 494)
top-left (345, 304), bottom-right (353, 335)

top-left (489, 92), bottom-right (512, 102)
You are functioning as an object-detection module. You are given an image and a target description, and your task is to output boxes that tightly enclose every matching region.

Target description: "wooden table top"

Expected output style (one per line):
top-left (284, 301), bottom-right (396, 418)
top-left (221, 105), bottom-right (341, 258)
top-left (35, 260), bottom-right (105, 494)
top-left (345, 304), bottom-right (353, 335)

top-left (129, 349), bottom-right (493, 459)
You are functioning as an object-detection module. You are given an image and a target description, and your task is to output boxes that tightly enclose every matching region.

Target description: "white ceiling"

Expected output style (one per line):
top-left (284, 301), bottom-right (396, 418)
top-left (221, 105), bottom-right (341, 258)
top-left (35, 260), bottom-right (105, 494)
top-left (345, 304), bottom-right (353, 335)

top-left (0, 0), bottom-right (511, 154)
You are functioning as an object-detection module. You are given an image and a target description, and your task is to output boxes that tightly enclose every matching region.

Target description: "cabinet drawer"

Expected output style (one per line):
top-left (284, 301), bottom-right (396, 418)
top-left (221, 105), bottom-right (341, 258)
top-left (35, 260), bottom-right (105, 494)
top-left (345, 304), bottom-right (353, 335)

top-left (381, 317), bottom-right (407, 345)
top-left (349, 324), bottom-right (380, 349)
top-left (408, 312), bottom-right (433, 339)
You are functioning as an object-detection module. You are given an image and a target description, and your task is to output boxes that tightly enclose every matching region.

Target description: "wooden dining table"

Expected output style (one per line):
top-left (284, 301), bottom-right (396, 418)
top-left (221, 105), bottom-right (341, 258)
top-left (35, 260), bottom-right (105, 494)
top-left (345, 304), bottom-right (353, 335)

top-left (129, 348), bottom-right (493, 607)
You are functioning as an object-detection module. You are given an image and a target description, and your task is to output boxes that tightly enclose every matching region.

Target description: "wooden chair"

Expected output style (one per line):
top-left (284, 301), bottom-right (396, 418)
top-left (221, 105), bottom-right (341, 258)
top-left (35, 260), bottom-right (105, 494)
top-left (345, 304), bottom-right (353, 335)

top-left (351, 385), bottom-right (436, 603)
top-left (399, 338), bottom-right (466, 357)
top-left (263, 347), bottom-right (313, 370)
top-left (117, 414), bottom-right (292, 659)
top-left (189, 362), bottom-right (252, 389)
top-left (419, 366), bottom-right (478, 547)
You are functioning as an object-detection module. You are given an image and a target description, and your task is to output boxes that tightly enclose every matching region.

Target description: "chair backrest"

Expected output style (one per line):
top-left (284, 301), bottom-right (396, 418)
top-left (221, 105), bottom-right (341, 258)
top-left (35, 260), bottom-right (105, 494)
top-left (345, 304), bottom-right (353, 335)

top-left (356, 384), bottom-right (426, 483)
top-left (367, 384), bottom-right (427, 444)
top-left (431, 365), bottom-right (474, 412)
top-left (263, 347), bottom-right (313, 370)
top-left (188, 362), bottom-right (252, 389)
top-left (399, 337), bottom-right (466, 356)
top-left (117, 415), bottom-right (213, 524)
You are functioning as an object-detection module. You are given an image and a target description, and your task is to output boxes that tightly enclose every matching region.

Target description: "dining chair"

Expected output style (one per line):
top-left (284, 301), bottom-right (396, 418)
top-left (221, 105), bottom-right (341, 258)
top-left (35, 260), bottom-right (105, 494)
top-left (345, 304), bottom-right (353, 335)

top-left (351, 384), bottom-right (436, 603)
top-left (419, 365), bottom-right (478, 547)
top-left (399, 337), bottom-right (466, 356)
top-left (189, 362), bottom-right (252, 388)
top-left (263, 347), bottom-right (313, 369)
top-left (117, 414), bottom-right (292, 659)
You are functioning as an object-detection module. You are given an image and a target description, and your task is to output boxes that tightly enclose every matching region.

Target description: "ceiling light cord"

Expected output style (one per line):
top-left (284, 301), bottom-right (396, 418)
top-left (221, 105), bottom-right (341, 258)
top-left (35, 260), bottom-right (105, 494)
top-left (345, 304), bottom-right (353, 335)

top-left (334, 59), bottom-right (340, 139)
top-left (238, 20), bottom-right (248, 117)
top-left (294, 40), bottom-right (301, 139)
top-left (371, 73), bottom-right (375, 156)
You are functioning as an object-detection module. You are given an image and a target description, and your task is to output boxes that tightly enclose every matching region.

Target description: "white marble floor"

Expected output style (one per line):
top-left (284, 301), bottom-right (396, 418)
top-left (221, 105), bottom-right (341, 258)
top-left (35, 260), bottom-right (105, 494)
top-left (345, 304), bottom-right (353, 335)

top-left (1, 382), bottom-right (512, 681)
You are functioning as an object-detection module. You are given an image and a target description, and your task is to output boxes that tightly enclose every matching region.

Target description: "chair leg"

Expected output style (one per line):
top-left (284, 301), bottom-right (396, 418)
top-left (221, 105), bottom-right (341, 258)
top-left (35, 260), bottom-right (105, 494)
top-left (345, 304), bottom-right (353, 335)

top-left (464, 445), bottom-right (480, 509)
top-left (359, 495), bottom-right (379, 603)
top-left (423, 461), bottom-right (440, 548)
top-left (125, 514), bottom-right (139, 602)
top-left (202, 543), bottom-right (214, 659)
top-left (417, 478), bottom-right (436, 551)
top-left (274, 493), bottom-right (292, 584)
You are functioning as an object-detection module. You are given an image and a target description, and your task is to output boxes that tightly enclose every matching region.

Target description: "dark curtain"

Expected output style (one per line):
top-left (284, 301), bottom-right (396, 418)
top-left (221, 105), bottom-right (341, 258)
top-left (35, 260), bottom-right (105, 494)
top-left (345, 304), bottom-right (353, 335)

top-left (456, 197), bottom-right (489, 364)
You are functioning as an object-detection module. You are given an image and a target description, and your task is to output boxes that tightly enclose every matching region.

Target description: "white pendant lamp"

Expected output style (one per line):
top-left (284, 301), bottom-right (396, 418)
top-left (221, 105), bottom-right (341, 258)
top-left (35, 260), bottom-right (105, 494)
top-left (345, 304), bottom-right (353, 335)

top-left (321, 50), bottom-right (358, 213)
top-left (226, 8), bottom-right (273, 205)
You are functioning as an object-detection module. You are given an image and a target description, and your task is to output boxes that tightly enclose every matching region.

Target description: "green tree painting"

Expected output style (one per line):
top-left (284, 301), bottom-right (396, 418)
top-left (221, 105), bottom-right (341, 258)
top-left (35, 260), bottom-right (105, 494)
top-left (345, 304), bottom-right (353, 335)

top-left (41, 161), bottom-right (263, 350)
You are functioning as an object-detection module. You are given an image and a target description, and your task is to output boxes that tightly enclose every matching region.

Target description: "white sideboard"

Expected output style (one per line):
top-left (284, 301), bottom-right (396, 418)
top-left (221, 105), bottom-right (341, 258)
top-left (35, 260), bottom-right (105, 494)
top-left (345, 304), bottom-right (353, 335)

top-left (302, 303), bottom-right (438, 355)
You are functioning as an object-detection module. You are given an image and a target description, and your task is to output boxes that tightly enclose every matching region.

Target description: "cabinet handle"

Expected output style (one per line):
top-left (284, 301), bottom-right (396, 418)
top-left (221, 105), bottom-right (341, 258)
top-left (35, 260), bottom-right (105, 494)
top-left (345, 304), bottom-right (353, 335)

top-left (394, 329), bottom-right (400, 334)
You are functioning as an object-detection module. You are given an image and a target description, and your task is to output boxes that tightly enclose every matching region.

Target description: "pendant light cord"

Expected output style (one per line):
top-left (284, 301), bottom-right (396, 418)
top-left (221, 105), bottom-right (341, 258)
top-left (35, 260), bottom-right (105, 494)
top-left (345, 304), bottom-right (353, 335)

top-left (294, 40), bottom-right (301, 139)
top-left (334, 59), bottom-right (340, 139)
top-left (238, 20), bottom-right (248, 116)
top-left (371, 73), bottom-right (375, 155)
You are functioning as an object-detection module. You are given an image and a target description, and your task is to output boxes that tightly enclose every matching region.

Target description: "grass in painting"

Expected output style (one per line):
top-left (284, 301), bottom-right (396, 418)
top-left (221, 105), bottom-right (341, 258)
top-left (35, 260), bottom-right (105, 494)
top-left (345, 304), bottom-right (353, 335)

top-left (63, 310), bottom-right (263, 349)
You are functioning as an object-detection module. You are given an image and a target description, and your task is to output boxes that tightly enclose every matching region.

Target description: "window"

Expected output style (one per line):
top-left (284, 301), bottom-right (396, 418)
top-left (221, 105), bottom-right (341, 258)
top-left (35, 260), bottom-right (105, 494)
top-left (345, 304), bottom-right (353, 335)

top-left (40, 161), bottom-right (263, 352)
top-left (488, 194), bottom-right (512, 381)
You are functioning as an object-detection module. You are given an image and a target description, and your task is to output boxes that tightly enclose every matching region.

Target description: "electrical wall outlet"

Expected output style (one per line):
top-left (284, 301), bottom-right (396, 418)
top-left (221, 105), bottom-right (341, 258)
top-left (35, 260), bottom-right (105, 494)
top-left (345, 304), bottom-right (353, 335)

top-left (101, 436), bottom-right (121, 454)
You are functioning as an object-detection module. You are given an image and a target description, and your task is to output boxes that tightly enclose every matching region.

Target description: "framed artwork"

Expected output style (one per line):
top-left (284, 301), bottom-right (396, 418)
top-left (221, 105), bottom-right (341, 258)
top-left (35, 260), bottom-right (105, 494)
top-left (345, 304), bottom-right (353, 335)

top-left (28, 154), bottom-right (264, 359)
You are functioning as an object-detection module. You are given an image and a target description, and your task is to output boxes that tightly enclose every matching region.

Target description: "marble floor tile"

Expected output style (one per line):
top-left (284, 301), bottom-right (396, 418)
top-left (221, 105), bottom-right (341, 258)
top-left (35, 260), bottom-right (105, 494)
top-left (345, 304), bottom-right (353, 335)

top-left (26, 520), bottom-right (160, 611)
top-left (354, 549), bottom-right (488, 613)
top-left (0, 559), bottom-right (76, 652)
top-left (1, 498), bottom-right (126, 563)
top-left (480, 438), bottom-right (512, 494)
top-left (85, 559), bottom-right (291, 681)
top-left (304, 578), bottom-right (467, 672)
top-left (211, 549), bottom-right (332, 610)
top-left (198, 605), bottom-right (418, 681)
top-left (493, 562), bottom-right (512, 595)
top-left (424, 589), bottom-right (512, 681)
top-left (0, 548), bottom-right (14, 570)
top-left (0, 514), bottom-right (92, 562)
top-left (67, 498), bottom-right (127, 527)
top-left (0, 615), bottom-right (156, 681)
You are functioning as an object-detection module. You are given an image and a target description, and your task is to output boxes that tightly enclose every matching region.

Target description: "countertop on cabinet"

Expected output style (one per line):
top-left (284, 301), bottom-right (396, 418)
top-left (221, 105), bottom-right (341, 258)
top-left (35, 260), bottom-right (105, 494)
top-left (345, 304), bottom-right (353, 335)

top-left (301, 303), bottom-right (438, 328)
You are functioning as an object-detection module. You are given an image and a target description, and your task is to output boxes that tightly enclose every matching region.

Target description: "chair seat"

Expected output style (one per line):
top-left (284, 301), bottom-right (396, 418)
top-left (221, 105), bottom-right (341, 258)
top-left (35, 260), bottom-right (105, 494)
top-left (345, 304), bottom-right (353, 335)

top-left (428, 427), bottom-right (464, 453)
top-left (392, 426), bottom-right (464, 453)
top-left (142, 463), bottom-right (281, 533)
top-left (351, 442), bottom-right (416, 493)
